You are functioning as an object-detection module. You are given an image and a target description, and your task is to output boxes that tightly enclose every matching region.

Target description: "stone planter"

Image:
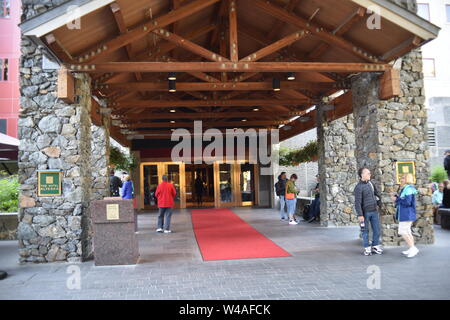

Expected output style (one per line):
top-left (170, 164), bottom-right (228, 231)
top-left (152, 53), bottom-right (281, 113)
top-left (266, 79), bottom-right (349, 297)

top-left (0, 213), bottom-right (18, 240)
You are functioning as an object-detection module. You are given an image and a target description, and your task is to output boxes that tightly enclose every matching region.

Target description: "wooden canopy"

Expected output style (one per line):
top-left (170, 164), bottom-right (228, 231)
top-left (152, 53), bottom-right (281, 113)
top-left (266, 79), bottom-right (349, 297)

top-left (21, 0), bottom-right (440, 145)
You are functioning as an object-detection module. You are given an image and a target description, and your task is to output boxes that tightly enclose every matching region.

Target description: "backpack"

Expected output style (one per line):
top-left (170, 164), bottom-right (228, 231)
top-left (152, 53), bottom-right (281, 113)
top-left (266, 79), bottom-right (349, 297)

top-left (274, 182), bottom-right (281, 196)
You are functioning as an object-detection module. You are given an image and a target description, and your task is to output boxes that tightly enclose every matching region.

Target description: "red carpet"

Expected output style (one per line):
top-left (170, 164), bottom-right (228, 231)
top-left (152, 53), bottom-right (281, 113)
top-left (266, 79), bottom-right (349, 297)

top-left (191, 208), bottom-right (291, 261)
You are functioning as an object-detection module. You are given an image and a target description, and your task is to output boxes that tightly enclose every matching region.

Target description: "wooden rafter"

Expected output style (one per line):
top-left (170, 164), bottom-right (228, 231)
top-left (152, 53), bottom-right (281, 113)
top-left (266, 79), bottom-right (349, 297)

top-left (74, 0), bottom-right (220, 63)
top-left (44, 34), bottom-right (74, 63)
top-left (111, 99), bottom-right (312, 109)
top-left (98, 81), bottom-right (347, 92)
top-left (128, 120), bottom-right (288, 129)
top-left (252, 0), bottom-right (381, 63)
top-left (228, 0), bottom-right (238, 62)
top-left (152, 28), bottom-right (229, 62)
top-left (308, 8), bottom-right (366, 60)
top-left (68, 61), bottom-right (389, 73)
top-left (121, 111), bottom-right (304, 121)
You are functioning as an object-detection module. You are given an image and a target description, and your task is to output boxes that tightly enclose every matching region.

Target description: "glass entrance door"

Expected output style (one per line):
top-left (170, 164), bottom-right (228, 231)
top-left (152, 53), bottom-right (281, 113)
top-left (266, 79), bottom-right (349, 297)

top-left (240, 163), bottom-right (256, 206)
top-left (140, 162), bottom-right (186, 209)
top-left (214, 162), bottom-right (235, 207)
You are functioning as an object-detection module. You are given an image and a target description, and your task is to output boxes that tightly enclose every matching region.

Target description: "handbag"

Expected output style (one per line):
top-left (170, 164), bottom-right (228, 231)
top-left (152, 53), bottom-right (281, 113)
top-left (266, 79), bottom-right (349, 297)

top-left (286, 193), bottom-right (295, 200)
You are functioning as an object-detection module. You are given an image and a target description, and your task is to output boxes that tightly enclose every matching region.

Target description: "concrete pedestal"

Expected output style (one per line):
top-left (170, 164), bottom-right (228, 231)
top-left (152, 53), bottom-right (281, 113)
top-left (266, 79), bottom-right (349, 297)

top-left (91, 199), bottom-right (139, 266)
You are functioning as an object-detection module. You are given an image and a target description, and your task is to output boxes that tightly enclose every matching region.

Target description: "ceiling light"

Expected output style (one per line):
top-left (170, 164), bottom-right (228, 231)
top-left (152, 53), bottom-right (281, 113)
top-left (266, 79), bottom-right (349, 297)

top-left (272, 78), bottom-right (281, 92)
top-left (170, 121), bottom-right (176, 123)
top-left (168, 72), bottom-right (177, 81)
top-left (170, 109), bottom-right (176, 113)
top-left (169, 80), bottom-right (176, 93)
top-left (287, 72), bottom-right (296, 81)
top-left (253, 108), bottom-right (259, 112)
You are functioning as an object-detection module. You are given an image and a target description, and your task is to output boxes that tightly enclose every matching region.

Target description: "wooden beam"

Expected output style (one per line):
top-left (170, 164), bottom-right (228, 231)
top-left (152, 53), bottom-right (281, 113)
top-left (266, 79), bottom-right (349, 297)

top-left (45, 34), bottom-right (74, 63)
top-left (228, 0), bottom-right (239, 62)
top-left (381, 36), bottom-right (422, 62)
top-left (68, 62), bottom-right (389, 73)
top-left (252, 0), bottom-right (381, 63)
top-left (267, 0), bottom-right (300, 40)
top-left (379, 69), bottom-right (400, 100)
top-left (99, 81), bottom-right (346, 92)
top-left (121, 111), bottom-right (304, 121)
top-left (241, 30), bottom-right (309, 62)
top-left (111, 99), bottom-right (312, 109)
top-left (152, 28), bottom-right (229, 62)
top-left (74, 0), bottom-right (220, 63)
top-left (128, 120), bottom-right (288, 129)
top-left (308, 8), bottom-right (366, 60)
top-left (57, 67), bottom-right (75, 103)
top-left (110, 2), bottom-right (142, 82)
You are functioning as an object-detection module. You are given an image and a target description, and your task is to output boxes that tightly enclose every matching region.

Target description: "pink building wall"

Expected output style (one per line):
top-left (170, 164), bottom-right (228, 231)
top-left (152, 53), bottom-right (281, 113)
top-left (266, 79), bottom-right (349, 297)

top-left (0, 0), bottom-right (21, 138)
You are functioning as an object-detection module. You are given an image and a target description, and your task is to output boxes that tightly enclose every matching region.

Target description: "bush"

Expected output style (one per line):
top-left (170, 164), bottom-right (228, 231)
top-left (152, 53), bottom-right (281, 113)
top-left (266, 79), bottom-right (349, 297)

top-left (110, 146), bottom-right (137, 172)
top-left (279, 141), bottom-right (318, 166)
top-left (430, 166), bottom-right (448, 183)
top-left (0, 174), bottom-right (19, 213)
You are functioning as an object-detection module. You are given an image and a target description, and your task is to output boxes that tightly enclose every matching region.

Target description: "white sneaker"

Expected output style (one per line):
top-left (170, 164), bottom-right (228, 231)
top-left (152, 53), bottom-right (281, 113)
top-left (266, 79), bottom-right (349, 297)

top-left (289, 220), bottom-right (298, 225)
top-left (156, 228), bottom-right (163, 233)
top-left (164, 230), bottom-right (172, 233)
top-left (407, 246), bottom-right (419, 258)
top-left (402, 248), bottom-right (411, 255)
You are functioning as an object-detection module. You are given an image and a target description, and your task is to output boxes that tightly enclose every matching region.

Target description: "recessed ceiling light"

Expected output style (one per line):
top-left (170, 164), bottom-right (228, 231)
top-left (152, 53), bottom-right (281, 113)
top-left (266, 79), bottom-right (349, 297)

top-left (170, 109), bottom-right (176, 113)
top-left (253, 108), bottom-right (259, 112)
top-left (287, 72), bottom-right (295, 81)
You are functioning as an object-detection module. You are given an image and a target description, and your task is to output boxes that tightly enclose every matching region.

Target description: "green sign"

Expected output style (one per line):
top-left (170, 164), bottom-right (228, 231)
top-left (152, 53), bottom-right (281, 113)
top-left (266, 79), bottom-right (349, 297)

top-left (38, 170), bottom-right (62, 197)
top-left (395, 161), bottom-right (416, 184)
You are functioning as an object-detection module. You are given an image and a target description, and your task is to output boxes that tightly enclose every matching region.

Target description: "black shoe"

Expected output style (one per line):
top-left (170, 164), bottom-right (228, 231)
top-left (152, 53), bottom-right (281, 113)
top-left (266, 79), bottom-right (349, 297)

top-left (0, 271), bottom-right (7, 280)
top-left (307, 216), bottom-right (316, 223)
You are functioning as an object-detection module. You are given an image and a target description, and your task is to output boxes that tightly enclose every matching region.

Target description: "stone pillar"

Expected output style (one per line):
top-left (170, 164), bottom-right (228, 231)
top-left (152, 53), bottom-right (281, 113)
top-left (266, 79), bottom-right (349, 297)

top-left (352, 50), bottom-right (434, 245)
top-left (17, 33), bottom-right (96, 262)
top-left (317, 110), bottom-right (358, 226)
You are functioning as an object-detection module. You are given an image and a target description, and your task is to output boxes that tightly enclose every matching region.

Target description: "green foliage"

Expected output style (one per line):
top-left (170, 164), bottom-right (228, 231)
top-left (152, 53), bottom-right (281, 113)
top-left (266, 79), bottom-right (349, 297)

top-left (279, 140), bottom-right (319, 166)
top-left (429, 166), bottom-right (448, 183)
top-left (110, 146), bottom-right (137, 172)
top-left (0, 173), bottom-right (19, 213)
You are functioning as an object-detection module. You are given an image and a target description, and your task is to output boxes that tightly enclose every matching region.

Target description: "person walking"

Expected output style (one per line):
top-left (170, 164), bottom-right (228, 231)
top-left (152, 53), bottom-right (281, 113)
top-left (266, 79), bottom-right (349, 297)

top-left (354, 168), bottom-right (383, 256)
top-left (121, 175), bottom-right (134, 199)
top-left (155, 175), bottom-right (177, 233)
top-left (109, 168), bottom-right (122, 197)
top-left (444, 150), bottom-right (450, 179)
top-left (194, 174), bottom-right (204, 206)
top-left (391, 173), bottom-right (419, 258)
top-left (285, 174), bottom-right (300, 225)
top-left (275, 172), bottom-right (288, 221)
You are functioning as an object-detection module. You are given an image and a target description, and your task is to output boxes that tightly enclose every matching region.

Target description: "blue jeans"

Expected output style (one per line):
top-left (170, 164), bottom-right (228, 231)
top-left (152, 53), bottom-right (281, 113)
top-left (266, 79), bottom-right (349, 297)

top-left (157, 207), bottom-right (173, 231)
top-left (362, 211), bottom-right (381, 248)
top-left (286, 198), bottom-right (297, 216)
top-left (309, 196), bottom-right (320, 218)
top-left (279, 196), bottom-right (288, 219)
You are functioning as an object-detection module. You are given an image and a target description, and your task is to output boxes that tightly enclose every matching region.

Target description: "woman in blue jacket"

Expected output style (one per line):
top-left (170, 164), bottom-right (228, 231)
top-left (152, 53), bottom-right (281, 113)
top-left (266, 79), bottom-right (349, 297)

top-left (121, 175), bottom-right (134, 200)
top-left (391, 173), bottom-right (419, 258)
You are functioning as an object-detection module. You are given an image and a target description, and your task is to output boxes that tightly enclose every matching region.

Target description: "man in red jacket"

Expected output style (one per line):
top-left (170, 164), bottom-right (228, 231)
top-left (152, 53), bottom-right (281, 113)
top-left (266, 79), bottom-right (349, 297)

top-left (155, 175), bottom-right (177, 233)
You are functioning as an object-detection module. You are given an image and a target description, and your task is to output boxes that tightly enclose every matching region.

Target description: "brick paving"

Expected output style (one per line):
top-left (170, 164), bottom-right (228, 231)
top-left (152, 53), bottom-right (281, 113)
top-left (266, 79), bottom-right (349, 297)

top-left (0, 208), bottom-right (449, 300)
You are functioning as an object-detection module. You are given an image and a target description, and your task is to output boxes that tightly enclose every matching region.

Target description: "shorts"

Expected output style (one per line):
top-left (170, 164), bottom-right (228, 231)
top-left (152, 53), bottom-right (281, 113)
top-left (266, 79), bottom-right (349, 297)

top-left (398, 221), bottom-right (413, 236)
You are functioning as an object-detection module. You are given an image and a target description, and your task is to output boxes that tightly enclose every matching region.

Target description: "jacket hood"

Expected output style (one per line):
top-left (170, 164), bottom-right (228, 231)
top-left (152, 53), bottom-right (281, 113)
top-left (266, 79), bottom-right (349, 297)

top-left (401, 184), bottom-right (418, 197)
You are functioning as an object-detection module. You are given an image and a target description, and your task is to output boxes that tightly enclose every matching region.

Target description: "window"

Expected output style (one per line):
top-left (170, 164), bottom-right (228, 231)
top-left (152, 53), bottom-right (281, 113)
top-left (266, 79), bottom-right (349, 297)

top-left (0, 119), bottom-right (6, 135)
top-left (0, 0), bottom-right (10, 18)
top-left (423, 58), bottom-right (436, 77)
top-left (428, 127), bottom-right (436, 146)
top-left (417, 3), bottom-right (430, 21)
top-left (0, 58), bottom-right (8, 81)
top-left (446, 4), bottom-right (450, 23)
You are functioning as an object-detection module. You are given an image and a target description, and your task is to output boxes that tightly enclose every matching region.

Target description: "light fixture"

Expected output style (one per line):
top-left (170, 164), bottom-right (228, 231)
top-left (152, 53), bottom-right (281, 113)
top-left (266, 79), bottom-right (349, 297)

top-left (170, 109), bottom-right (176, 113)
top-left (253, 108), bottom-right (259, 112)
top-left (298, 116), bottom-right (312, 122)
top-left (168, 72), bottom-right (177, 81)
top-left (287, 72), bottom-right (296, 81)
top-left (169, 80), bottom-right (176, 92)
top-left (272, 78), bottom-right (281, 92)
top-left (242, 119), bottom-right (247, 122)
top-left (170, 120), bottom-right (176, 124)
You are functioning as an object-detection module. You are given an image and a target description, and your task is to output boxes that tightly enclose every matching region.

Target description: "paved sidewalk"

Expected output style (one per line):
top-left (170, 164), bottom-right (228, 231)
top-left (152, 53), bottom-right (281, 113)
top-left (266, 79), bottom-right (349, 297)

top-left (1, 208), bottom-right (449, 300)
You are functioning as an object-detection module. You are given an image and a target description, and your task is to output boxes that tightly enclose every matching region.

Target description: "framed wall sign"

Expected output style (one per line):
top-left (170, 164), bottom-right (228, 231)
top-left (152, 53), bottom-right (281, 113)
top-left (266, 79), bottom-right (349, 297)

top-left (37, 170), bottom-right (62, 197)
top-left (395, 161), bottom-right (416, 184)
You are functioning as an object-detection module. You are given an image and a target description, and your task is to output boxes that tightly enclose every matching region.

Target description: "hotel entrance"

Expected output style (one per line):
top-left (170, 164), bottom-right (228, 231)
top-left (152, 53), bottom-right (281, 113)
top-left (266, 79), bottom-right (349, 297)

top-left (139, 161), bottom-right (259, 210)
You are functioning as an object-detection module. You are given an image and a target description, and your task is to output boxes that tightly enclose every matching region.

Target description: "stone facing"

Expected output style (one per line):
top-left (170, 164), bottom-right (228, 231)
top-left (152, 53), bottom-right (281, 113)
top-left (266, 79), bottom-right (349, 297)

top-left (352, 50), bottom-right (434, 245)
top-left (318, 114), bottom-right (358, 227)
